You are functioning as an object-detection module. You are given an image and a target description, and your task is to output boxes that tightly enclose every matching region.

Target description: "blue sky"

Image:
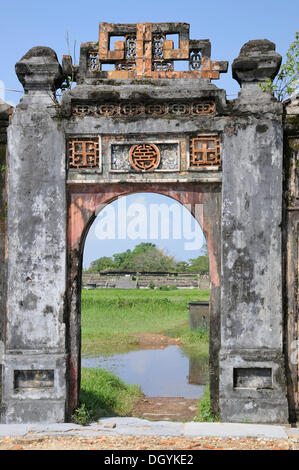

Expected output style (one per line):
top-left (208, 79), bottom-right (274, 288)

top-left (1, 0), bottom-right (297, 267)
top-left (1, 0), bottom-right (297, 105)
top-left (83, 193), bottom-right (205, 269)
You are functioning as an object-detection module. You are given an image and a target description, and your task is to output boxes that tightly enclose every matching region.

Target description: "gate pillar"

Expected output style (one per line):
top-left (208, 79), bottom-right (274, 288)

top-left (0, 99), bottom-right (13, 401)
top-left (1, 48), bottom-right (67, 423)
top-left (219, 40), bottom-right (288, 423)
top-left (283, 93), bottom-right (299, 422)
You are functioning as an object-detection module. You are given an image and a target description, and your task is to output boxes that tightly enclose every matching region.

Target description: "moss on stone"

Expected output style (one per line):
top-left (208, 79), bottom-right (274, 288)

top-left (286, 114), bottom-right (299, 129)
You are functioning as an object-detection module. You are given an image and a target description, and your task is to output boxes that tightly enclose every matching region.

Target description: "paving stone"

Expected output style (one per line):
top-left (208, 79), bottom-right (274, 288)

top-left (286, 428), bottom-right (299, 437)
top-left (184, 423), bottom-right (289, 439)
top-left (0, 421), bottom-right (294, 440)
top-left (0, 424), bottom-right (31, 437)
top-left (30, 423), bottom-right (80, 432)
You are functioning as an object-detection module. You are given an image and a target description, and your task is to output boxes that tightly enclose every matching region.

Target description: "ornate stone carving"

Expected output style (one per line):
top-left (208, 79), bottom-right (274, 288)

top-left (68, 138), bottom-right (99, 169)
top-left (189, 135), bottom-right (220, 167)
top-left (109, 140), bottom-right (179, 172)
top-left (232, 39), bottom-right (282, 85)
top-left (125, 35), bottom-right (137, 60)
top-left (88, 52), bottom-right (101, 72)
top-left (82, 22), bottom-right (229, 79)
top-left (152, 34), bottom-right (165, 59)
top-left (72, 101), bottom-right (215, 117)
top-left (129, 143), bottom-right (160, 171)
top-left (189, 50), bottom-right (201, 71)
top-left (115, 62), bottom-right (136, 71)
top-left (152, 61), bottom-right (174, 71)
top-left (15, 46), bottom-right (64, 92)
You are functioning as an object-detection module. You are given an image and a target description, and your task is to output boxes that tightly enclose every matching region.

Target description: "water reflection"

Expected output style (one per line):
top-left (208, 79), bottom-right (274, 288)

top-left (188, 357), bottom-right (209, 385)
top-left (82, 345), bottom-right (208, 399)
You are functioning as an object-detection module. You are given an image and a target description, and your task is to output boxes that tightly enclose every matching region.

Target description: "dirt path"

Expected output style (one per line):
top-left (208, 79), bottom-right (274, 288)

top-left (131, 332), bottom-right (181, 349)
top-left (1, 435), bottom-right (298, 450)
top-left (132, 397), bottom-right (199, 421)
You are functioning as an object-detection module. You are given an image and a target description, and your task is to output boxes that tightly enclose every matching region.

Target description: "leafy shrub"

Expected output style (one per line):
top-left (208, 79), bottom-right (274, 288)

top-left (72, 403), bottom-right (92, 425)
top-left (195, 385), bottom-right (219, 422)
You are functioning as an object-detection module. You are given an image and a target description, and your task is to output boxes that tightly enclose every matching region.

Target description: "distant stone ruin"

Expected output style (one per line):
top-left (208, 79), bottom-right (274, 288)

top-left (82, 272), bottom-right (207, 289)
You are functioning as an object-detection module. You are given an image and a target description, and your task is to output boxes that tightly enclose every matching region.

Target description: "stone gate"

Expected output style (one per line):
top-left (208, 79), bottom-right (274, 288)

top-left (0, 22), bottom-right (298, 424)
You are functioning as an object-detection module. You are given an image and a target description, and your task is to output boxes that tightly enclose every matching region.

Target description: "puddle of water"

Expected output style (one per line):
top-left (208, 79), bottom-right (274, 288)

top-left (81, 345), bottom-right (208, 399)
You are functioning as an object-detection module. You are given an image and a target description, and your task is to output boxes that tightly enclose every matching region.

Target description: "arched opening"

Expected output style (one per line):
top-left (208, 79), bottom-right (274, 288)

top-left (66, 182), bottom-right (221, 421)
top-left (79, 193), bottom-right (210, 422)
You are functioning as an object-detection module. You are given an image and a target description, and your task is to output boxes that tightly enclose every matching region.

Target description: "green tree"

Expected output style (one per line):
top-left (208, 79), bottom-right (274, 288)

top-left (90, 243), bottom-right (177, 273)
top-left (132, 242), bottom-right (156, 254)
top-left (113, 249), bottom-right (132, 268)
top-left (175, 261), bottom-right (189, 272)
top-left (187, 255), bottom-right (209, 274)
top-left (259, 32), bottom-right (299, 102)
top-left (90, 256), bottom-right (115, 272)
top-left (89, 242), bottom-right (210, 274)
top-left (120, 244), bottom-right (176, 272)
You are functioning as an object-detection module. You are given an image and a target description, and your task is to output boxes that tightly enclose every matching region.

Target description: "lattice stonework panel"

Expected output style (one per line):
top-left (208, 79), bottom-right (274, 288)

top-left (72, 101), bottom-right (215, 118)
top-left (189, 135), bottom-right (221, 167)
top-left (125, 35), bottom-right (137, 60)
top-left (88, 52), bottom-right (101, 72)
top-left (68, 138), bottom-right (100, 169)
top-left (129, 144), bottom-right (160, 171)
top-left (189, 50), bottom-right (201, 71)
top-left (95, 22), bottom-right (228, 79)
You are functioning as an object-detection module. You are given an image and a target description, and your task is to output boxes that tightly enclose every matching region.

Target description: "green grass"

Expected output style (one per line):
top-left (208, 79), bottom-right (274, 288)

top-left (81, 288), bottom-right (210, 355)
top-left (73, 368), bottom-right (144, 424)
top-left (194, 385), bottom-right (219, 422)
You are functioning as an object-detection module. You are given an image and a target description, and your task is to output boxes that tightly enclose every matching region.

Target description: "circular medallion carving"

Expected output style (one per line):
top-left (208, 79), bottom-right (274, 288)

top-left (129, 143), bottom-right (160, 171)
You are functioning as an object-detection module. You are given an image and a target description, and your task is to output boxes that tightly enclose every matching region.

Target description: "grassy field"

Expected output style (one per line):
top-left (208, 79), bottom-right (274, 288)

top-left (74, 368), bottom-right (144, 424)
top-left (81, 288), bottom-right (210, 355)
top-left (77, 288), bottom-right (211, 423)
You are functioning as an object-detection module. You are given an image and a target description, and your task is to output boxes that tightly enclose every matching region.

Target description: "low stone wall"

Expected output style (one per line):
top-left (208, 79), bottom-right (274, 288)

top-left (137, 275), bottom-right (200, 289)
top-left (188, 301), bottom-right (210, 330)
top-left (82, 272), bottom-right (210, 289)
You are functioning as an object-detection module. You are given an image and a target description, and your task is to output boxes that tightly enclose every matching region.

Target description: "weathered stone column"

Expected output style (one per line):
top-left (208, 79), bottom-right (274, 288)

top-left (219, 40), bottom-right (289, 423)
top-left (0, 99), bottom-right (13, 398)
top-left (283, 93), bottom-right (299, 421)
top-left (1, 48), bottom-right (67, 423)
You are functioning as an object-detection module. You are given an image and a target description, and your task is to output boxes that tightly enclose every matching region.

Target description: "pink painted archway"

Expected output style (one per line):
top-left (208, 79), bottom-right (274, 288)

top-left (66, 182), bottom-right (221, 418)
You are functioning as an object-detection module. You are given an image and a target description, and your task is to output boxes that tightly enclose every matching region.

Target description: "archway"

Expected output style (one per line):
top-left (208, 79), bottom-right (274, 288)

top-left (1, 23), bottom-right (291, 425)
top-left (80, 192), bottom-right (210, 420)
top-left (66, 182), bottom-right (221, 419)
